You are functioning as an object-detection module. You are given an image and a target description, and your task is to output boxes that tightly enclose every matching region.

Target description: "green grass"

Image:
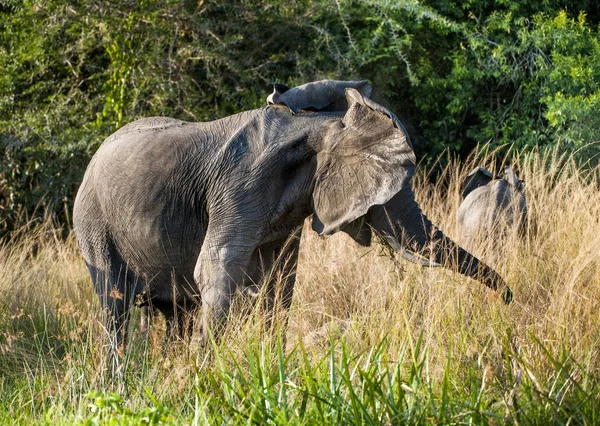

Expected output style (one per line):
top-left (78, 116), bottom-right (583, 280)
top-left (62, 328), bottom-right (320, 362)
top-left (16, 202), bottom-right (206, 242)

top-left (1, 327), bottom-right (597, 424)
top-left (1, 148), bottom-right (599, 424)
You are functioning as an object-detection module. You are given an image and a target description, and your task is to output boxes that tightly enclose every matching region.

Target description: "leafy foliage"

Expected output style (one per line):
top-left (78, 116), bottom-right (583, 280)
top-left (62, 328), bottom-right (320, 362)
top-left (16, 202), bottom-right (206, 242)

top-left (83, 391), bottom-right (173, 426)
top-left (0, 0), bottom-right (352, 232)
top-left (337, 1), bottom-right (600, 157)
top-left (1, 0), bottom-right (599, 231)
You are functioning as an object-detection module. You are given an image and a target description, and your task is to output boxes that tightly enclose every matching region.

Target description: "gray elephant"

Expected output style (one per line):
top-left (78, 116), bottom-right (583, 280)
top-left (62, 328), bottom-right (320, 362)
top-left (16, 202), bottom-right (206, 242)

top-left (457, 165), bottom-right (527, 241)
top-left (73, 81), bottom-right (512, 347)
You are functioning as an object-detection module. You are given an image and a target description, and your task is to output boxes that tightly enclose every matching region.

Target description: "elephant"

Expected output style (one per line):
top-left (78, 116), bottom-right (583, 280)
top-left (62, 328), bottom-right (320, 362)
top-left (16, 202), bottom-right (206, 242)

top-left (73, 80), bottom-right (512, 348)
top-left (457, 165), bottom-right (527, 241)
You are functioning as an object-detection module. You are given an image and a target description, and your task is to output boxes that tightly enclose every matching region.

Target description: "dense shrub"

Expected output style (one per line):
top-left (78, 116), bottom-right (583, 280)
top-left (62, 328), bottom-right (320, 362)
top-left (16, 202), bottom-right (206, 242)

top-left (0, 0), bottom-right (350, 232)
top-left (1, 0), bottom-right (599, 232)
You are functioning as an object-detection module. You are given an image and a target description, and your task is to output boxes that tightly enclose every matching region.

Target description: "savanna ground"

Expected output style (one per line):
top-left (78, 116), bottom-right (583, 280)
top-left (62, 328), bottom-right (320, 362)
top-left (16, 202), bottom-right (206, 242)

top-left (0, 148), bottom-right (599, 425)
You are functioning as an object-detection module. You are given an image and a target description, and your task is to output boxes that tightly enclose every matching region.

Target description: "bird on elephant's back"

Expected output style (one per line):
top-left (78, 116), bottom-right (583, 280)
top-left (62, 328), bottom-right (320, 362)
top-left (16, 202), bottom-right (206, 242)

top-left (73, 79), bottom-right (513, 352)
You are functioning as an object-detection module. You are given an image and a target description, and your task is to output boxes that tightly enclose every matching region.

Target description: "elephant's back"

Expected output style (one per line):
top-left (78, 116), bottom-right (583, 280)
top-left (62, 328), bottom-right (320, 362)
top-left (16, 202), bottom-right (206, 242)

top-left (74, 117), bottom-right (210, 287)
top-left (487, 180), bottom-right (521, 227)
top-left (73, 108), bottom-right (283, 289)
top-left (457, 184), bottom-right (492, 234)
top-left (101, 117), bottom-right (191, 145)
top-left (457, 179), bottom-right (523, 235)
top-left (489, 180), bottom-right (527, 230)
top-left (78, 118), bottom-right (199, 223)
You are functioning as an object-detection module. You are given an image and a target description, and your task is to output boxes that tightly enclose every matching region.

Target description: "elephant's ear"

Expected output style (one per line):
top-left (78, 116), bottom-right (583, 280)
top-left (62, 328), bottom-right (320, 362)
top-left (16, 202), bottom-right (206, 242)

top-left (362, 96), bottom-right (413, 150)
top-left (312, 88), bottom-right (416, 236)
top-left (462, 167), bottom-right (494, 199)
top-left (267, 83), bottom-right (290, 105)
top-left (503, 165), bottom-right (524, 191)
top-left (271, 80), bottom-right (372, 113)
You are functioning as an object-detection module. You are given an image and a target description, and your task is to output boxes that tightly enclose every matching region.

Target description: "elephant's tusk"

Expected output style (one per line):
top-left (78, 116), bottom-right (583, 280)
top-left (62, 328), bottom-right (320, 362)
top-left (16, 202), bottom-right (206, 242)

top-left (400, 250), bottom-right (441, 267)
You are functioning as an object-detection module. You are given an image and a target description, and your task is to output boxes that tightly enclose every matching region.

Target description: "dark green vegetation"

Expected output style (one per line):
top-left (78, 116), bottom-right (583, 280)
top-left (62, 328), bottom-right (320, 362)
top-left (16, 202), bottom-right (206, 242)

top-left (2, 0), bottom-right (600, 232)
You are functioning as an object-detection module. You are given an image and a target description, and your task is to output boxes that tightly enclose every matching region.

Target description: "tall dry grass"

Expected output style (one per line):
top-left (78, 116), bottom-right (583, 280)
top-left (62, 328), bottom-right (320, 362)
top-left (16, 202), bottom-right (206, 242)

top-left (0, 147), bottom-right (598, 423)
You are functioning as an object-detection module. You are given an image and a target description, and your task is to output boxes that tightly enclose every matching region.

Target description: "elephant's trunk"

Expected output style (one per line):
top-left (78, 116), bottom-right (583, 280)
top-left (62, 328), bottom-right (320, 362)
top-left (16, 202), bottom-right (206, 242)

top-left (371, 188), bottom-right (512, 303)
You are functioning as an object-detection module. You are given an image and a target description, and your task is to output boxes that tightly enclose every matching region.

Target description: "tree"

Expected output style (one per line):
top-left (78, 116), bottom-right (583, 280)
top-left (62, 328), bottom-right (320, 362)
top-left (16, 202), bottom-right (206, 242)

top-left (1, 0), bottom-right (599, 233)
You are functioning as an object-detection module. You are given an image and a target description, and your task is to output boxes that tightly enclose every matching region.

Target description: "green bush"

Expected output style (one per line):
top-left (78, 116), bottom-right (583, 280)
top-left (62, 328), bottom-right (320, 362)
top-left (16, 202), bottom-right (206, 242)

top-left (1, 0), bottom-right (599, 232)
top-left (0, 0), bottom-right (352, 232)
top-left (338, 1), bottom-right (600, 157)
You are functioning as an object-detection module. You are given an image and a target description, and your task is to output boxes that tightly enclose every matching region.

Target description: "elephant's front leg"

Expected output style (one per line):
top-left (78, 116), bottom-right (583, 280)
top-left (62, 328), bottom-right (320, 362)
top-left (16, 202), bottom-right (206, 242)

top-left (194, 240), bottom-right (255, 343)
top-left (264, 231), bottom-right (302, 315)
top-left (244, 230), bottom-right (302, 332)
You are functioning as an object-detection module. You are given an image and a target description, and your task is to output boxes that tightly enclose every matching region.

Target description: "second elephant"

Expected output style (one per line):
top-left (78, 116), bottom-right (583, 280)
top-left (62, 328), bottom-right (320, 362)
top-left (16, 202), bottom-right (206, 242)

top-left (457, 165), bottom-right (527, 241)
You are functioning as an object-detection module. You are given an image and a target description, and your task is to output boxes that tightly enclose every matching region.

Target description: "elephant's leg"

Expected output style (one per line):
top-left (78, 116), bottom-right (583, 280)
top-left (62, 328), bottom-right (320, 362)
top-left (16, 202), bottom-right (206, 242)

top-left (139, 306), bottom-right (150, 335)
top-left (247, 230), bottom-right (302, 329)
top-left (266, 232), bottom-right (302, 315)
top-left (87, 263), bottom-right (126, 347)
top-left (155, 300), bottom-right (196, 341)
top-left (86, 259), bottom-right (141, 366)
top-left (194, 229), bottom-right (256, 343)
top-left (196, 260), bottom-right (250, 342)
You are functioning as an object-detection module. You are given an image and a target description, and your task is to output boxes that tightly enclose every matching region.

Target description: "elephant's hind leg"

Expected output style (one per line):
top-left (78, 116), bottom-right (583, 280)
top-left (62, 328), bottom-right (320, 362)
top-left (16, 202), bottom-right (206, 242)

top-left (85, 242), bottom-right (145, 356)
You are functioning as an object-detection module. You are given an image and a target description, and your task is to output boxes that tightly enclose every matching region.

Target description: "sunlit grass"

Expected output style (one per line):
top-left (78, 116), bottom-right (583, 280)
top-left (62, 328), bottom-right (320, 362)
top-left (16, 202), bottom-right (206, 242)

top-left (0, 147), bottom-right (599, 424)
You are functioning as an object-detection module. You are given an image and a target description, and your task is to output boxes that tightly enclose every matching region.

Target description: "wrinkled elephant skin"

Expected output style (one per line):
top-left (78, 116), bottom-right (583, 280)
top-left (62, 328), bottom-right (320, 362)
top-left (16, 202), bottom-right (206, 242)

top-left (73, 82), bottom-right (512, 348)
